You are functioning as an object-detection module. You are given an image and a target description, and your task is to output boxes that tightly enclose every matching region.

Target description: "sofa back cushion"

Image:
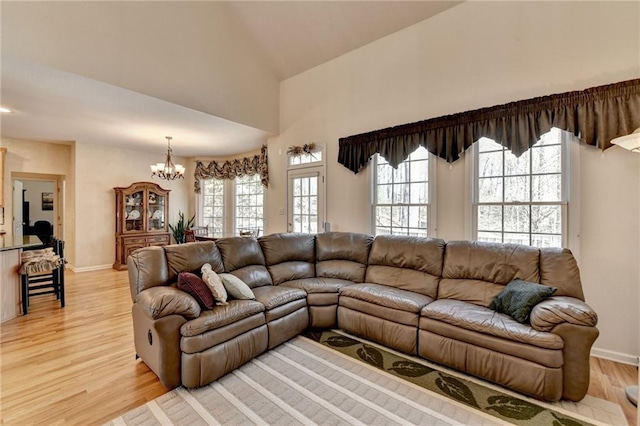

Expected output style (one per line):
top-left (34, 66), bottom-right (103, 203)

top-left (316, 232), bottom-right (374, 283)
top-left (216, 237), bottom-right (272, 288)
top-left (127, 245), bottom-right (169, 301)
top-left (539, 247), bottom-right (584, 300)
top-left (259, 233), bottom-right (315, 285)
top-left (365, 235), bottom-right (445, 298)
top-left (440, 240), bottom-right (540, 306)
top-left (164, 241), bottom-right (224, 283)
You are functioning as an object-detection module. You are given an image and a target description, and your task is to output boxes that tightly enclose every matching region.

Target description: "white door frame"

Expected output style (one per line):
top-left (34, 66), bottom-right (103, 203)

top-left (12, 172), bottom-right (65, 241)
top-left (287, 165), bottom-right (325, 233)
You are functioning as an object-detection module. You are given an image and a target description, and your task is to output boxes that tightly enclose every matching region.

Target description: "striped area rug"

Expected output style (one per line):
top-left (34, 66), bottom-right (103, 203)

top-left (107, 333), bottom-right (626, 426)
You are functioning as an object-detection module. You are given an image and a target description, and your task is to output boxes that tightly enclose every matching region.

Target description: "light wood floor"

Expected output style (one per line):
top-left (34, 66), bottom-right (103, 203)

top-left (0, 268), bottom-right (637, 425)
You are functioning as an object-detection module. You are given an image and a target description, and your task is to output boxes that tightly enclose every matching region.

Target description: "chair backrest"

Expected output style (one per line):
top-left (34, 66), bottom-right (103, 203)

top-left (191, 226), bottom-right (208, 236)
top-left (53, 238), bottom-right (64, 257)
top-left (185, 230), bottom-right (196, 242)
top-left (239, 228), bottom-right (260, 238)
top-left (34, 220), bottom-right (53, 245)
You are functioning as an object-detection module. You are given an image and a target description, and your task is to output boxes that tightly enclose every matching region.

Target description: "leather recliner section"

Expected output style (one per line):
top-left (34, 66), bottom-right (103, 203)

top-left (338, 282), bottom-right (435, 354)
top-left (365, 235), bottom-right (445, 298)
top-left (260, 233), bottom-right (316, 284)
top-left (338, 307), bottom-right (418, 354)
top-left (252, 280), bottom-right (309, 349)
top-left (128, 246), bottom-right (169, 300)
top-left (266, 306), bottom-right (309, 349)
top-left (216, 237), bottom-right (273, 288)
top-left (270, 232), bottom-right (372, 328)
top-left (132, 303), bottom-right (186, 389)
top-left (418, 330), bottom-right (564, 402)
top-left (315, 232), bottom-right (373, 282)
top-left (539, 247), bottom-right (585, 300)
top-left (164, 241), bottom-right (224, 283)
top-left (182, 324), bottom-right (268, 388)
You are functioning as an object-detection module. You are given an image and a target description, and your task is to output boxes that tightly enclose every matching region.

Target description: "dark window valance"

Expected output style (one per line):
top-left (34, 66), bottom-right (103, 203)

top-left (194, 145), bottom-right (269, 193)
top-left (338, 79), bottom-right (640, 173)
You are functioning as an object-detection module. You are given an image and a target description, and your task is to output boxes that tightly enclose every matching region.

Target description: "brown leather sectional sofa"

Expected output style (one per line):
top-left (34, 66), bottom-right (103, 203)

top-left (128, 232), bottom-right (598, 402)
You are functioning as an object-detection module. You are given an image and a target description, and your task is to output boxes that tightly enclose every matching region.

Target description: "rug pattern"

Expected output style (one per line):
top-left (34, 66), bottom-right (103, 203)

top-left (106, 332), bottom-right (626, 426)
top-left (307, 330), bottom-right (622, 426)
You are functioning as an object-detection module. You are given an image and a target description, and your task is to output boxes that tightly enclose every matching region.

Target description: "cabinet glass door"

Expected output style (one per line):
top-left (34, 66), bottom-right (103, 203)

top-left (124, 190), bottom-right (144, 232)
top-left (147, 190), bottom-right (165, 231)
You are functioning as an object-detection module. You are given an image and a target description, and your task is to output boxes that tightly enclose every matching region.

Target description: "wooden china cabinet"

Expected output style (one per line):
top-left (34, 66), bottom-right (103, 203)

top-left (113, 182), bottom-right (170, 270)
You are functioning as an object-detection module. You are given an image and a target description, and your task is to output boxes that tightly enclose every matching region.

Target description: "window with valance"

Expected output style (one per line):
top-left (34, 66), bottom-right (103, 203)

top-left (194, 145), bottom-right (269, 193)
top-left (338, 79), bottom-right (640, 173)
top-left (194, 145), bottom-right (268, 237)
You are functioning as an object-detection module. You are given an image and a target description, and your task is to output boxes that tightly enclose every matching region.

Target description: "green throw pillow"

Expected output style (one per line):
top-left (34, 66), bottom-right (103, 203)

top-left (219, 273), bottom-right (255, 300)
top-left (489, 279), bottom-right (557, 323)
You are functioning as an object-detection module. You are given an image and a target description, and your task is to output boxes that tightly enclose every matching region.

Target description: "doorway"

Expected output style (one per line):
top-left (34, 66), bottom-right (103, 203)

top-left (12, 173), bottom-right (65, 241)
top-left (287, 166), bottom-right (325, 233)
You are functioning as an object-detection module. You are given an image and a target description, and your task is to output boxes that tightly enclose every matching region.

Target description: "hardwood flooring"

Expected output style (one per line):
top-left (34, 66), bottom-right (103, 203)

top-left (0, 268), bottom-right (637, 425)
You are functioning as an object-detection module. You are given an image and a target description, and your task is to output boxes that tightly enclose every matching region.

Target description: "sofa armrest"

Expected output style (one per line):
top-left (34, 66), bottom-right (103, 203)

top-left (135, 286), bottom-right (201, 320)
top-left (530, 296), bottom-right (597, 332)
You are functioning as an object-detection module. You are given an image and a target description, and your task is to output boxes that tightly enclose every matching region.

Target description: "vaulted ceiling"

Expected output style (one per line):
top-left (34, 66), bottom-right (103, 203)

top-left (0, 1), bottom-right (460, 157)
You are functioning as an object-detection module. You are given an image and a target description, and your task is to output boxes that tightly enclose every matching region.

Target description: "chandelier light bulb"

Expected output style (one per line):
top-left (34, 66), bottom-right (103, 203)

top-left (150, 136), bottom-right (185, 180)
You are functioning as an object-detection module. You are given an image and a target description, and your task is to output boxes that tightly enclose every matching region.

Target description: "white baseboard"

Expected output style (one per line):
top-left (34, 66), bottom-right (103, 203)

top-left (591, 347), bottom-right (639, 366)
top-left (68, 264), bottom-right (113, 273)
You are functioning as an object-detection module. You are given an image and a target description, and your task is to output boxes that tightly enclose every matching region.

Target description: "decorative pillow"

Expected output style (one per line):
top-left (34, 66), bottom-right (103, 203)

top-left (201, 263), bottom-right (228, 306)
top-left (219, 273), bottom-right (255, 300)
top-left (489, 279), bottom-right (557, 323)
top-left (177, 272), bottom-right (215, 309)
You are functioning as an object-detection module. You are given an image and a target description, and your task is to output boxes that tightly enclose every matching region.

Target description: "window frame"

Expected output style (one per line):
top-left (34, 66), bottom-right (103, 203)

top-left (371, 147), bottom-right (437, 237)
top-left (197, 174), bottom-right (266, 237)
top-left (466, 128), bottom-right (580, 252)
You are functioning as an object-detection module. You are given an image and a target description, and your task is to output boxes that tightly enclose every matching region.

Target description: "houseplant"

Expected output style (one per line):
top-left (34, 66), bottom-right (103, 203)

top-left (169, 211), bottom-right (195, 244)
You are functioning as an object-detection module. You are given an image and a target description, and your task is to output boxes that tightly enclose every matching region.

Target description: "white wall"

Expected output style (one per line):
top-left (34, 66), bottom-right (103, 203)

top-left (0, 138), bottom-right (73, 257)
top-left (267, 2), bottom-right (640, 361)
top-left (73, 142), bottom-right (189, 269)
top-left (22, 180), bottom-right (55, 226)
top-left (0, 139), bottom-right (190, 269)
top-left (2, 2), bottom-right (280, 133)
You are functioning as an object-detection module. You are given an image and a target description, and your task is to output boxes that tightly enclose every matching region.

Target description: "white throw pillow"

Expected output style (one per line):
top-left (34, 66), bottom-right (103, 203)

top-left (201, 263), bottom-right (228, 306)
top-left (219, 273), bottom-right (255, 300)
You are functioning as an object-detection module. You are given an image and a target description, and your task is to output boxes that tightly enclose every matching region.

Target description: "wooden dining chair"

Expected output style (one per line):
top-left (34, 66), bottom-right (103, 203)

top-left (19, 238), bottom-right (66, 314)
top-left (191, 226), bottom-right (209, 236)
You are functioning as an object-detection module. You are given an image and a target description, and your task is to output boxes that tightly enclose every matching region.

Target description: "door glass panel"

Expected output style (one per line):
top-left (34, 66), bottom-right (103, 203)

top-left (125, 190), bottom-right (144, 232)
top-left (147, 191), bottom-right (165, 231)
top-left (290, 173), bottom-right (321, 234)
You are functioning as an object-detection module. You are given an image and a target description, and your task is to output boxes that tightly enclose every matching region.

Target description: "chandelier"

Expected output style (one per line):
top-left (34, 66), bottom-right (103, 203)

top-left (150, 136), bottom-right (185, 180)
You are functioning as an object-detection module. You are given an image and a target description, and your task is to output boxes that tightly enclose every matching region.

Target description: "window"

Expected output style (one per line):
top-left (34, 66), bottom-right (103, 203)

top-left (199, 175), bottom-right (264, 237)
top-left (235, 174), bottom-right (264, 235)
top-left (472, 128), bottom-right (567, 247)
top-left (289, 150), bottom-right (323, 166)
top-left (201, 178), bottom-right (225, 236)
top-left (373, 146), bottom-right (432, 236)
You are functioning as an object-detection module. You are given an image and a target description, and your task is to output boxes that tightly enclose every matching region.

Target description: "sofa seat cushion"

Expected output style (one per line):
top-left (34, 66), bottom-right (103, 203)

top-left (252, 286), bottom-right (307, 311)
top-left (181, 300), bottom-right (265, 337)
top-left (421, 299), bottom-right (563, 350)
top-left (340, 283), bottom-right (434, 313)
top-left (280, 277), bottom-right (354, 294)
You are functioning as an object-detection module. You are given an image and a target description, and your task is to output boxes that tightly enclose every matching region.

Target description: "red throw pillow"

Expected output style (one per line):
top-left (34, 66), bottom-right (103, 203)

top-left (177, 272), bottom-right (215, 309)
